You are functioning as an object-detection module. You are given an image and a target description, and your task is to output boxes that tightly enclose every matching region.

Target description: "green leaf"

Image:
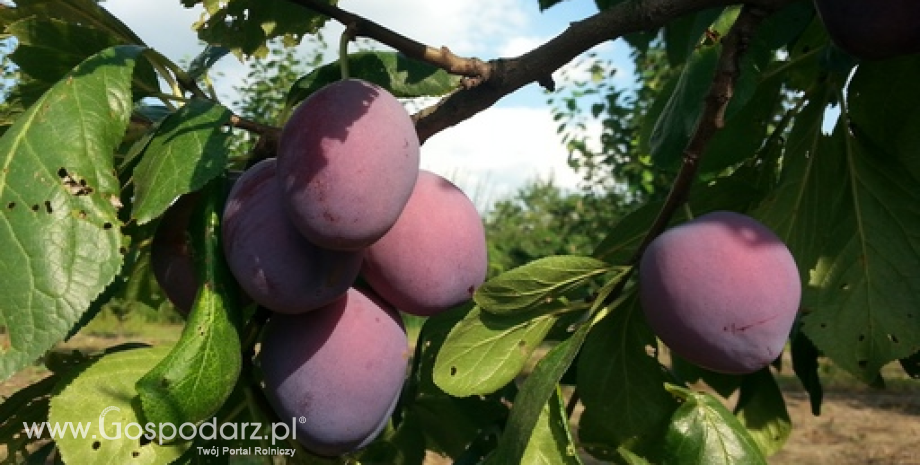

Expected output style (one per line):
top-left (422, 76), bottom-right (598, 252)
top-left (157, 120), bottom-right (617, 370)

top-left (357, 410), bottom-right (428, 465)
top-left (577, 292), bottom-right (678, 459)
top-left (405, 305), bottom-right (513, 459)
top-left (136, 181), bottom-right (242, 429)
top-left (663, 8), bottom-right (724, 67)
top-left (646, 6), bottom-right (790, 173)
top-left (618, 448), bottom-right (654, 465)
top-left (2, 2), bottom-right (158, 100)
top-left (802, 129), bottom-right (920, 381)
top-left (789, 58), bottom-right (920, 382)
top-left (433, 306), bottom-right (557, 397)
top-left (847, 56), bottom-right (920, 183)
top-left (700, 74), bottom-right (783, 174)
top-left (782, 18), bottom-right (833, 93)
top-left (189, 0), bottom-right (332, 58)
top-left (282, 51), bottom-right (461, 120)
top-left (0, 0), bottom-right (145, 46)
top-left (593, 172), bottom-right (764, 263)
top-left (409, 394), bottom-right (510, 460)
top-left (733, 369), bottom-right (791, 457)
top-left (475, 255), bottom-right (612, 315)
top-left (407, 304), bottom-right (474, 398)
top-left (646, 44), bottom-right (720, 169)
top-left (520, 387), bottom-right (583, 464)
top-left (8, 18), bottom-right (125, 84)
top-left (49, 346), bottom-right (189, 464)
top-left (670, 355), bottom-right (742, 400)
top-left (186, 45), bottom-right (232, 81)
top-left (790, 327), bottom-right (823, 415)
top-left (660, 386), bottom-right (767, 465)
top-left (483, 319), bottom-right (591, 465)
top-left (131, 99), bottom-right (233, 224)
top-left (751, 1), bottom-right (816, 52)
top-left (0, 45), bottom-right (143, 382)
top-left (755, 94), bottom-right (847, 284)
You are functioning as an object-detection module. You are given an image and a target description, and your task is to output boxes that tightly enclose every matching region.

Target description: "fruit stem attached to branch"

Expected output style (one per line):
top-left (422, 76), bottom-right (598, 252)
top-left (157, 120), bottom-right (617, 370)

top-left (630, 4), bottom-right (774, 265)
top-left (339, 26), bottom-right (355, 80)
top-left (283, 0), bottom-right (492, 82)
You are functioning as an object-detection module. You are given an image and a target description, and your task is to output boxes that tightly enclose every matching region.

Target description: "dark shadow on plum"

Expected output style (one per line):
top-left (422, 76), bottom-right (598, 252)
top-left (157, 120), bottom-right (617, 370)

top-left (259, 295), bottom-right (349, 386)
top-left (278, 80), bottom-right (380, 183)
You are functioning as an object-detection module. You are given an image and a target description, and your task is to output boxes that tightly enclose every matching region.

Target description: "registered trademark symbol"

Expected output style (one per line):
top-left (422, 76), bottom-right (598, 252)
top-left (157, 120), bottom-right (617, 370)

top-left (298, 417), bottom-right (306, 424)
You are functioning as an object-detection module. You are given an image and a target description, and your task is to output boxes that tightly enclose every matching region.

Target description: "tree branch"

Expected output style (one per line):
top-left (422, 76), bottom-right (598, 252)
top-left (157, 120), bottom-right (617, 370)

top-left (413, 0), bottom-right (792, 143)
top-left (283, 0), bottom-right (793, 145)
top-left (283, 0), bottom-right (491, 81)
top-left (629, 4), bottom-right (775, 264)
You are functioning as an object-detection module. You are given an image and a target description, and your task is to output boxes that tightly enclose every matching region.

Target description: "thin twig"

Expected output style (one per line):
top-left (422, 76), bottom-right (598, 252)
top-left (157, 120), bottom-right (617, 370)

top-left (629, 4), bottom-right (775, 264)
top-left (283, 0), bottom-right (492, 81)
top-left (228, 114), bottom-right (279, 137)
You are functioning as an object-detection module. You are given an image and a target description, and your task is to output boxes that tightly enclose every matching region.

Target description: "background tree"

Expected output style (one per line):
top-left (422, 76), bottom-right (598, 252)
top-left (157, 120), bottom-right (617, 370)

top-left (485, 178), bottom-right (624, 274)
top-left (549, 37), bottom-right (675, 201)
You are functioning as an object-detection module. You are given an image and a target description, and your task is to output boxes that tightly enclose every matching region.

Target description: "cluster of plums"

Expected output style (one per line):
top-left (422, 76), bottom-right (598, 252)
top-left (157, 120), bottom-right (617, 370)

top-left (639, 211), bottom-right (801, 375)
top-left (153, 79), bottom-right (488, 456)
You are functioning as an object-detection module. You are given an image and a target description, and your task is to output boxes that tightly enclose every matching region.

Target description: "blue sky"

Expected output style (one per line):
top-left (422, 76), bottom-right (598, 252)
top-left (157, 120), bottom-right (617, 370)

top-left (103, 0), bottom-right (635, 207)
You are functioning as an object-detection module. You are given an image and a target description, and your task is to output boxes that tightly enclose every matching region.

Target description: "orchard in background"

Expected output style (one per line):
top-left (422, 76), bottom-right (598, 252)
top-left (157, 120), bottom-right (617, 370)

top-left (1, 0), bottom-right (919, 463)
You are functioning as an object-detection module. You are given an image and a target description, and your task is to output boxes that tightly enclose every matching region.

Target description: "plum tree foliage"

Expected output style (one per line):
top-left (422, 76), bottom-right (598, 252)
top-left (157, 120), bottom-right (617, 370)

top-left (0, 0), bottom-right (919, 463)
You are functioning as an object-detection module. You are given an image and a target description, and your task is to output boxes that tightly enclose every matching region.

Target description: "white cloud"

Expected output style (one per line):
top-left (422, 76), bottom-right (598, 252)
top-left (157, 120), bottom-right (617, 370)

top-left (498, 35), bottom-right (548, 58)
top-left (102, 2), bottom-right (204, 60)
top-left (420, 106), bottom-right (584, 208)
top-left (337, 0), bottom-right (529, 56)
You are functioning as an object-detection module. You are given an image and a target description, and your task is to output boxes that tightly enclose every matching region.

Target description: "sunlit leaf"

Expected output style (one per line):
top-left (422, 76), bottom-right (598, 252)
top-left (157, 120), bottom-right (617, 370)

top-left (0, 45), bottom-right (143, 381)
top-left (802, 130), bottom-right (920, 381)
top-left (520, 387), bottom-right (582, 464)
top-left (50, 347), bottom-right (188, 464)
top-left (136, 181), bottom-right (242, 429)
top-left (131, 99), bottom-right (232, 224)
top-left (660, 385), bottom-right (767, 465)
top-left (475, 255), bottom-right (612, 315)
top-left (186, 0), bottom-right (334, 58)
top-left (733, 369), bottom-right (791, 457)
top-left (483, 320), bottom-right (590, 465)
top-left (433, 306), bottom-right (557, 397)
